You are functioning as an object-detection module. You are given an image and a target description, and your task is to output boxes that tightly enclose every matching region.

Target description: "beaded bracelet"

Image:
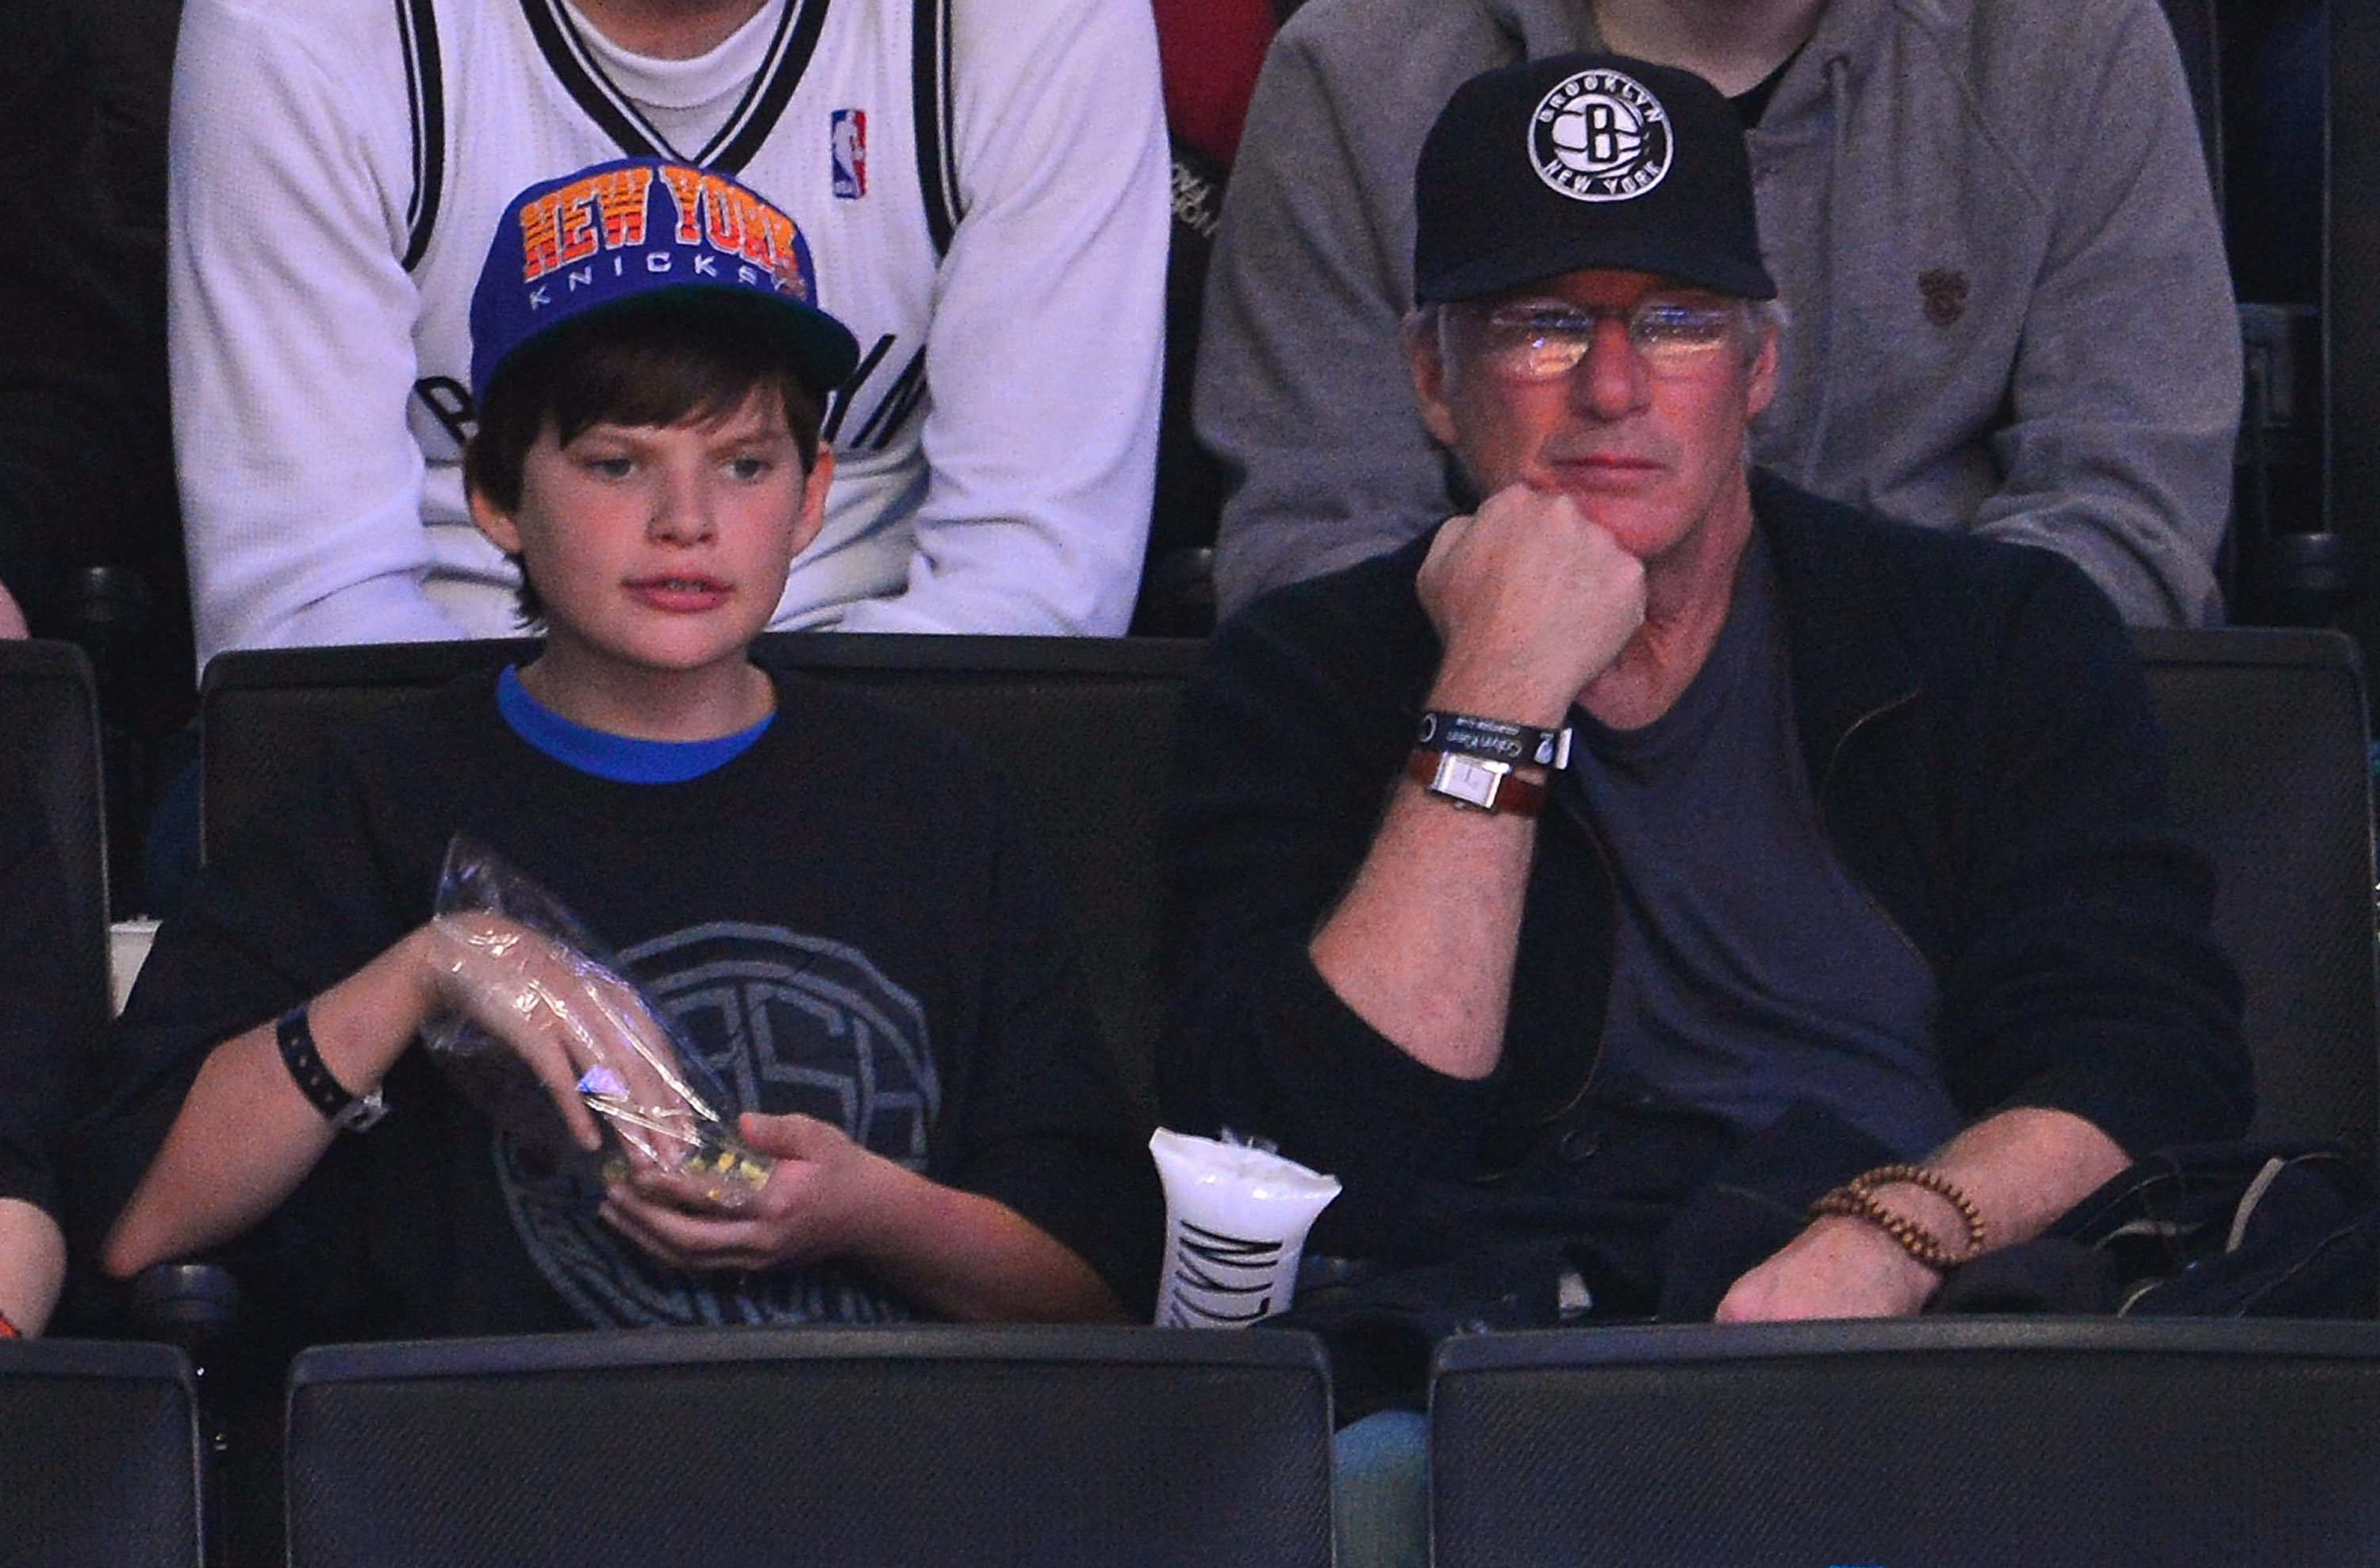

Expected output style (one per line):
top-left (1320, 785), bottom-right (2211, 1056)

top-left (1807, 1164), bottom-right (1988, 1271)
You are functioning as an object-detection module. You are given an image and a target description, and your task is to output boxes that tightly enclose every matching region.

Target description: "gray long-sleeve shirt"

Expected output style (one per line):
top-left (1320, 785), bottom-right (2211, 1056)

top-left (1195, 0), bottom-right (2242, 627)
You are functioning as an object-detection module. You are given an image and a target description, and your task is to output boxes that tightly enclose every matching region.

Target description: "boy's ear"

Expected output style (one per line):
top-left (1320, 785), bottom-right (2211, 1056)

top-left (466, 467), bottom-right (523, 556)
top-left (790, 446), bottom-right (834, 556)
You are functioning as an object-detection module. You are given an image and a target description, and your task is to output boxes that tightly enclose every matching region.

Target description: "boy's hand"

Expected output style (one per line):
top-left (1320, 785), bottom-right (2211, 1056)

top-left (417, 913), bottom-right (685, 1157)
top-left (598, 1112), bottom-right (896, 1275)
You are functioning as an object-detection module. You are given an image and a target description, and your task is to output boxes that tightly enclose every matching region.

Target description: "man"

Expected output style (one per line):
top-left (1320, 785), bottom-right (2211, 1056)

top-left (1165, 48), bottom-right (2246, 1405)
top-left (1193, 0), bottom-right (2241, 627)
top-left (168, 0), bottom-right (1166, 668)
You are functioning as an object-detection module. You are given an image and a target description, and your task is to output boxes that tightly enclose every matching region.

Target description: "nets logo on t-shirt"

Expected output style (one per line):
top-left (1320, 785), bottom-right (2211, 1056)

top-left (1530, 67), bottom-right (1674, 203)
top-left (499, 921), bottom-right (938, 1327)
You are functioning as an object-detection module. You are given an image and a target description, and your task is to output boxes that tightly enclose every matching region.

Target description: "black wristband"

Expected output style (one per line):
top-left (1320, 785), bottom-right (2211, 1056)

top-left (1416, 710), bottom-right (1572, 770)
top-left (275, 1006), bottom-right (386, 1133)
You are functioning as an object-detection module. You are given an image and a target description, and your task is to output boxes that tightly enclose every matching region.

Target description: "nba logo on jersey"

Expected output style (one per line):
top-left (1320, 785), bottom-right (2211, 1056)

top-left (831, 109), bottom-right (868, 200)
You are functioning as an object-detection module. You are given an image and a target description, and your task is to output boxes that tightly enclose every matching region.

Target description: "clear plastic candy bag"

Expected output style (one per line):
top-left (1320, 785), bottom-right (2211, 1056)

top-left (420, 835), bottom-right (773, 1207)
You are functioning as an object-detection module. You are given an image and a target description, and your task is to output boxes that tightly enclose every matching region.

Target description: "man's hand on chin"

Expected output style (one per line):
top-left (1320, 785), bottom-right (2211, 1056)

top-left (1713, 1213), bottom-right (1942, 1322)
top-left (1418, 482), bottom-right (1645, 724)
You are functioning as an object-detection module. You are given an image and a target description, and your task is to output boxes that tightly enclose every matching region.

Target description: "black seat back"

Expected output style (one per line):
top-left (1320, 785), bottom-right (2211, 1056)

top-left (1433, 1318), bottom-right (2380, 1567)
top-left (0, 1339), bottom-right (202, 1567)
top-left (2135, 627), bottom-right (2378, 1159)
top-left (199, 638), bottom-right (539, 858)
top-left (286, 1325), bottom-right (1332, 1568)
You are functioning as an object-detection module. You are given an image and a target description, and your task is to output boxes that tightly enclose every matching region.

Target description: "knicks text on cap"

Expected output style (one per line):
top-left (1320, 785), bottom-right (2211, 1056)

top-left (512, 163), bottom-right (816, 305)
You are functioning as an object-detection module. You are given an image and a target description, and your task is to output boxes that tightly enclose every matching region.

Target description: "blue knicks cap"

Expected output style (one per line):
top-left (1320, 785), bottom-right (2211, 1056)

top-left (469, 158), bottom-right (862, 404)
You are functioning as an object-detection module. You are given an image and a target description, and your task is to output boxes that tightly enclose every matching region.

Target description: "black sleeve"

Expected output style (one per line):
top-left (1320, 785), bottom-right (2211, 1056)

top-left (1157, 558), bottom-right (1514, 1252)
top-left (0, 765), bottom-right (84, 1221)
top-left (1936, 550), bottom-right (2251, 1153)
top-left (931, 757), bottom-right (1165, 1318)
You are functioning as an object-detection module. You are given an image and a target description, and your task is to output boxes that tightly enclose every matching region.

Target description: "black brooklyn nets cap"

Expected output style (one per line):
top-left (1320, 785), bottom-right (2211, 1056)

top-left (1414, 52), bottom-right (1777, 304)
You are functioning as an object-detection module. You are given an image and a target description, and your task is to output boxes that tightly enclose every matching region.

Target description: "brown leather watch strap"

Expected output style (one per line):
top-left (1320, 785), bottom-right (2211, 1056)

top-left (1406, 748), bottom-right (1549, 817)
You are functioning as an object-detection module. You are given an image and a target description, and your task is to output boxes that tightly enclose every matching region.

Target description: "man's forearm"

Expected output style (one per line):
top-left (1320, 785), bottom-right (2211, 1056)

top-left (1718, 1106), bottom-right (2132, 1321)
top-left (1899, 1106), bottom-right (2132, 1257)
top-left (1307, 492), bottom-right (1647, 1081)
top-left (1307, 776), bottom-right (1539, 1081)
top-left (1305, 646), bottom-right (1557, 1082)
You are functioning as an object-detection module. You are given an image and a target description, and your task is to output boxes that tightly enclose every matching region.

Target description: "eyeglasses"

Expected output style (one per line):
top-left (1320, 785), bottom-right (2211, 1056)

top-left (1447, 298), bottom-right (1745, 381)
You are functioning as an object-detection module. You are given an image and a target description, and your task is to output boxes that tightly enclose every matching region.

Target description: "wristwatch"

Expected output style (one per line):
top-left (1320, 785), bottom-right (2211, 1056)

top-left (1406, 748), bottom-right (1548, 817)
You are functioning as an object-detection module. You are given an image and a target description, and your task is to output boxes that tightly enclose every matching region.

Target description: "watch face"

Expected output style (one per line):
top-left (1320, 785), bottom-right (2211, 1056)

top-left (1431, 753), bottom-right (1503, 810)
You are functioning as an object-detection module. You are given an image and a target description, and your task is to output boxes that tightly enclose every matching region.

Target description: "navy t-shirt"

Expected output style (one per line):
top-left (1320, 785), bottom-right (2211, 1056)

top-left (1564, 535), bottom-right (1961, 1157)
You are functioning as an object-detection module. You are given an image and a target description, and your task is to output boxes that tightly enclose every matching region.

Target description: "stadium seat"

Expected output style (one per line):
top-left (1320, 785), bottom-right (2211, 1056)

top-left (2134, 626), bottom-right (2378, 1159)
top-left (0, 1338), bottom-right (202, 1568)
top-left (197, 634), bottom-right (1203, 1104)
top-left (284, 1325), bottom-right (1333, 1567)
top-left (1430, 1317), bottom-right (2380, 1567)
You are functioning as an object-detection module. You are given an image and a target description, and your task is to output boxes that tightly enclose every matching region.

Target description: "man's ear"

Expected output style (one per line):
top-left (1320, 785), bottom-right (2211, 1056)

top-left (789, 445), bottom-right (834, 556)
top-left (1744, 318), bottom-right (1780, 420)
top-left (1403, 312), bottom-right (1462, 450)
top-left (465, 454), bottom-right (522, 556)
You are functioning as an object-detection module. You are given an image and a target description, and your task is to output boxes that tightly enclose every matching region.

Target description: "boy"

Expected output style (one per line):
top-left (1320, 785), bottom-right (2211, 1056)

top-left (90, 160), bottom-right (1157, 1335)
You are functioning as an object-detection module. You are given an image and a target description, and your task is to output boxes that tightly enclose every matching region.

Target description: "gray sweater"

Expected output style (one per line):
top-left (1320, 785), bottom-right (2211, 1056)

top-left (1195, 0), bottom-right (2241, 627)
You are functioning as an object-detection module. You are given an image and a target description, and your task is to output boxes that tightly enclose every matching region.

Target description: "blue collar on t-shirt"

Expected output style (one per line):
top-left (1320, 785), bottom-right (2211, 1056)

top-left (496, 665), bottom-right (774, 784)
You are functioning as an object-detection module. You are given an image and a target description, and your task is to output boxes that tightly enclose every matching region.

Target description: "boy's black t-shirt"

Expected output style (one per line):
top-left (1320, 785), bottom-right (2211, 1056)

top-left (86, 667), bottom-right (1161, 1333)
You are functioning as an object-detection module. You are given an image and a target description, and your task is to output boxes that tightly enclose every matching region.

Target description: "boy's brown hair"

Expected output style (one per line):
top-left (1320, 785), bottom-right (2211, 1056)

top-left (463, 300), bottom-right (827, 627)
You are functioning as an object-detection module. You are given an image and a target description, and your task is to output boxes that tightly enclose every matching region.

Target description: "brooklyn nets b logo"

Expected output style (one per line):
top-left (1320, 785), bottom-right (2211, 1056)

top-left (1531, 68), bottom-right (1672, 202)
